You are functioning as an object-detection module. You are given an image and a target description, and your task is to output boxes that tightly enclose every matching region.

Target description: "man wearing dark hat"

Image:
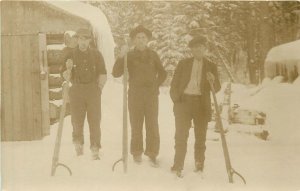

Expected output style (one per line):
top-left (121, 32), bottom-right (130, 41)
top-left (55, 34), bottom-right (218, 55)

top-left (170, 36), bottom-right (221, 177)
top-left (112, 25), bottom-right (167, 165)
top-left (61, 28), bottom-right (107, 160)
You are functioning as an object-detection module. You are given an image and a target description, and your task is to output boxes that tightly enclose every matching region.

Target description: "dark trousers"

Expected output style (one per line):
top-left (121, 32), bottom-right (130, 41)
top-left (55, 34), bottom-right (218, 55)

top-left (128, 88), bottom-right (160, 158)
top-left (173, 94), bottom-right (208, 171)
top-left (69, 83), bottom-right (102, 149)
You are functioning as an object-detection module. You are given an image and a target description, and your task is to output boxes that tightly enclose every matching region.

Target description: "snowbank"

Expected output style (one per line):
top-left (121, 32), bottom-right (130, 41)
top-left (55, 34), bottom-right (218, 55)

top-left (264, 40), bottom-right (300, 81)
top-left (265, 40), bottom-right (300, 62)
top-left (218, 81), bottom-right (300, 144)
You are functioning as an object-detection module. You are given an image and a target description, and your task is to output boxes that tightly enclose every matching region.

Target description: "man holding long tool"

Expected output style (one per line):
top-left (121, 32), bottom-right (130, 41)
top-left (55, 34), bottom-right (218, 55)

top-left (61, 28), bottom-right (107, 160)
top-left (170, 36), bottom-right (221, 177)
top-left (112, 25), bottom-right (166, 166)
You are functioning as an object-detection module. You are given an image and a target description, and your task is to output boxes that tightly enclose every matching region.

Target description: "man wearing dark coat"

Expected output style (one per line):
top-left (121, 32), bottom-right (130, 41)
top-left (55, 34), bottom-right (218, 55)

top-left (61, 28), bottom-right (107, 160)
top-left (112, 25), bottom-right (167, 165)
top-left (170, 36), bottom-right (221, 176)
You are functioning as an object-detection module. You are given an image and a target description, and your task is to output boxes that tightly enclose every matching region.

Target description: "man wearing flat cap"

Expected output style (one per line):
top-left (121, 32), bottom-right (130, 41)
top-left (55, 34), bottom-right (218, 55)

top-left (112, 25), bottom-right (167, 166)
top-left (61, 28), bottom-right (107, 160)
top-left (170, 35), bottom-right (221, 177)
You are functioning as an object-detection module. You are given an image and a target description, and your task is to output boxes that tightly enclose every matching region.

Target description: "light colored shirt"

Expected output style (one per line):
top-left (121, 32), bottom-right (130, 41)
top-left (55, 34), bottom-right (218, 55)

top-left (184, 58), bottom-right (203, 95)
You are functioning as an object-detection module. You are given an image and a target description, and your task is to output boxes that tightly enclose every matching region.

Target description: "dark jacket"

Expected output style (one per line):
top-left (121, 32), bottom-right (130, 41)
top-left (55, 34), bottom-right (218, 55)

top-left (60, 47), bottom-right (106, 84)
top-left (170, 57), bottom-right (221, 121)
top-left (112, 48), bottom-right (166, 92)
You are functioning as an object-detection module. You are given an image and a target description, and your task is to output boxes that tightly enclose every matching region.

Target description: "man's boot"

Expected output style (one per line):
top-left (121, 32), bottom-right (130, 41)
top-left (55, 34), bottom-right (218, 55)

top-left (149, 156), bottom-right (159, 167)
top-left (74, 143), bottom-right (83, 156)
top-left (133, 155), bottom-right (142, 164)
top-left (194, 161), bottom-right (204, 172)
top-left (91, 147), bottom-right (100, 160)
top-left (171, 166), bottom-right (183, 178)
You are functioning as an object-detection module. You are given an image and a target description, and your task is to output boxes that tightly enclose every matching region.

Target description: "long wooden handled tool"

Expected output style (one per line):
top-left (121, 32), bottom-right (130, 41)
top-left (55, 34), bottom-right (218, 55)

top-left (112, 43), bottom-right (129, 173)
top-left (208, 76), bottom-right (246, 184)
top-left (51, 68), bottom-right (72, 176)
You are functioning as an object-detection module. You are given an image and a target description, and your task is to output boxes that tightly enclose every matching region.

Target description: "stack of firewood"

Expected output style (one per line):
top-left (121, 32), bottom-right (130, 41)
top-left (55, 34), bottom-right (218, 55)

top-left (47, 34), bottom-right (70, 124)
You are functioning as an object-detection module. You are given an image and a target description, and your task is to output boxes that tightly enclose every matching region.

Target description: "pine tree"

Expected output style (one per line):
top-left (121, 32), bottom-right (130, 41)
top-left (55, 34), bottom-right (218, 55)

top-left (89, 1), bottom-right (300, 84)
top-left (150, 2), bottom-right (185, 68)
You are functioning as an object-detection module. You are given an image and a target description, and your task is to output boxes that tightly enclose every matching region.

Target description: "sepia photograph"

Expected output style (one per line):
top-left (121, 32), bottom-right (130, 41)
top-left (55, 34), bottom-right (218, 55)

top-left (1, 1), bottom-right (300, 190)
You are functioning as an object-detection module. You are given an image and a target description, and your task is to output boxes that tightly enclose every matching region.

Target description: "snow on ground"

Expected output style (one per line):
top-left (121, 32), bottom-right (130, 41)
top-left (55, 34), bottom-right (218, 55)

top-left (222, 80), bottom-right (300, 144)
top-left (2, 80), bottom-right (300, 191)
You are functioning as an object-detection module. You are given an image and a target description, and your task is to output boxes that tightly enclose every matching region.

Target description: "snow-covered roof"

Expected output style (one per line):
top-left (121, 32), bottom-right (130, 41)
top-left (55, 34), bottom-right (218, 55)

top-left (46, 1), bottom-right (115, 73)
top-left (265, 40), bottom-right (300, 62)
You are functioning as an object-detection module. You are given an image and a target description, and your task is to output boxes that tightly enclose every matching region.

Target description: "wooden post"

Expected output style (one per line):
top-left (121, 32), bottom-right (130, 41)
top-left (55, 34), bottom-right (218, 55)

top-left (51, 70), bottom-right (72, 176)
top-left (209, 78), bottom-right (233, 183)
top-left (122, 50), bottom-right (129, 173)
top-left (208, 78), bottom-right (246, 184)
top-left (2, 36), bottom-right (13, 141)
top-left (112, 38), bottom-right (130, 173)
top-left (39, 33), bottom-right (50, 136)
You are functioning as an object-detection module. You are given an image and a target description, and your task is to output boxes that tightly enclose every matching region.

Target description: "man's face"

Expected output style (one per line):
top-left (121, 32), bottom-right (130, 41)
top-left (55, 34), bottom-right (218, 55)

top-left (190, 44), bottom-right (207, 60)
top-left (133, 33), bottom-right (149, 51)
top-left (68, 36), bottom-right (78, 48)
top-left (65, 34), bottom-right (78, 48)
top-left (77, 36), bottom-right (91, 51)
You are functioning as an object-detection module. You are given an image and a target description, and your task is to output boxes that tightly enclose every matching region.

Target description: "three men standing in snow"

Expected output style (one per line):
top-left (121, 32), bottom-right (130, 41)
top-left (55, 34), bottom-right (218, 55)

top-left (61, 25), bottom-right (220, 175)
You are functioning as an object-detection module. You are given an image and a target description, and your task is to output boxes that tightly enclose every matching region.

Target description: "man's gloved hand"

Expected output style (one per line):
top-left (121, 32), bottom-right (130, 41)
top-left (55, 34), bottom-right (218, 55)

top-left (63, 70), bottom-right (71, 81)
top-left (98, 83), bottom-right (104, 92)
top-left (66, 59), bottom-right (73, 70)
top-left (206, 72), bottom-right (215, 84)
top-left (98, 74), bottom-right (107, 92)
top-left (63, 59), bottom-right (73, 81)
top-left (119, 45), bottom-right (129, 58)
